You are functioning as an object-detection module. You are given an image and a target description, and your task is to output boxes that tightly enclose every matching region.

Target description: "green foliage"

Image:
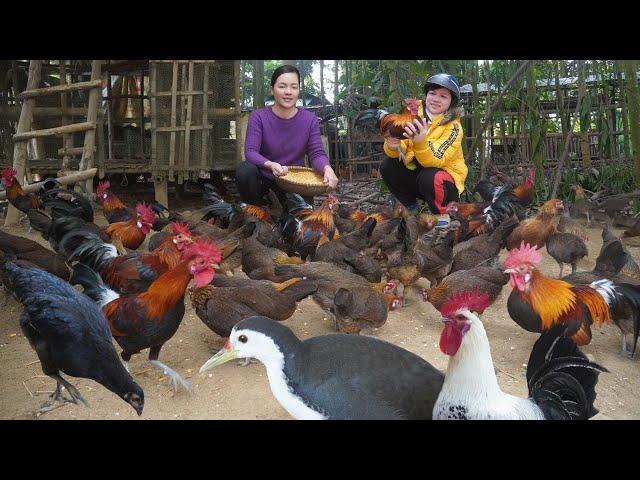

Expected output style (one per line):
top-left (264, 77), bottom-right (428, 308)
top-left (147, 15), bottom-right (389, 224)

top-left (556, 164), bottom-right (636, 201)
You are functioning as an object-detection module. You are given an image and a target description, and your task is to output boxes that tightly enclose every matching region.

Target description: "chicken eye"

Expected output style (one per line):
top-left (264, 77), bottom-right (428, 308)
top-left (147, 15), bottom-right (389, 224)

top-left (238, 335), bottom-right (248, 343)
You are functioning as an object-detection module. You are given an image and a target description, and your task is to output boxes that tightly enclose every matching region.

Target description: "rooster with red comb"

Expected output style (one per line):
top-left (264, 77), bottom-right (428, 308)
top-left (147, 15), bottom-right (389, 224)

top-left (433, 288), bottom-right (608, 420)
top-left (70, 237), bottom-right (221, 392)
top-left (64, 221), bottom-right (194, 295)
top-left (504, 241), bottom-right (640, 357)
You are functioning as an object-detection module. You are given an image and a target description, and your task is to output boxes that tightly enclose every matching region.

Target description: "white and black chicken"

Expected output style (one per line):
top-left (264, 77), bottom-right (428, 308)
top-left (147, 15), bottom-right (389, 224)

top-left (433, 289), bottom-right (608, 420)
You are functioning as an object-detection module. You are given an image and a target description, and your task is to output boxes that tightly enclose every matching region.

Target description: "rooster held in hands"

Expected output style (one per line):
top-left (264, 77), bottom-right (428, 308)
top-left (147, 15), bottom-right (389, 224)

top-left (70, 238), bottom-right (222, 392)
top-left (504, 241), bottom-right (640, 356)
top-left (355, 98), bottom-right (422, 163)
top-left (433, 289), bottom-right (607, 420)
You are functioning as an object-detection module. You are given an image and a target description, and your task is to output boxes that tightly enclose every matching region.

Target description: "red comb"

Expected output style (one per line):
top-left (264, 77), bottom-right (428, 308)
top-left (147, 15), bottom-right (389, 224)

top-left (504, 241), bottom-right (542, 269)
top-left (181, 238), bottom-right (221, 263)
top-left (96, 180), bottom-right (111, 196)
top-left (1, 167), bottom-right (17, 178)
top-left (440, 288), bottom-right (490, 317)
top-left (135, 202), bottom-right (157, 223)
top-left (170, 222), bottom-right (191, 237)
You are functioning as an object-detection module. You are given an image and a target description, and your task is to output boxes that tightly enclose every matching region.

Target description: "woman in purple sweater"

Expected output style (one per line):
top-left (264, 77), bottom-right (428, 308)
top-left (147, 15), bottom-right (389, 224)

top-left (237, 65), bottom-right (339, 207)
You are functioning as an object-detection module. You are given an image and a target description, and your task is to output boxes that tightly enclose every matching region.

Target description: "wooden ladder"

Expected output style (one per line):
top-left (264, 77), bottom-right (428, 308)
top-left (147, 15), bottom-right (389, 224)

top-left (4, 59), bottom-right (102, 227)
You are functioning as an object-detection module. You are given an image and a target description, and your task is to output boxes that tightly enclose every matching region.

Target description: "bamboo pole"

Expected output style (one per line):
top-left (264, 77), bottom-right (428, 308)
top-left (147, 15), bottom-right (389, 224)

top-left (59, 61), bottom-right (74, 171)
top-left (58, 146), bottom-right (95, 156)
top-left (168, 61), bottom-right (178, 181)
top-left (5, 60), bottom-right (42, 226)
top-left (12, 121), bottom-right (95, 141)
top-left (469, 60), bottom-right (532, 170)
top-left (234, 60), bottom-right (242, 167)
top-left (139, 69), bottom-right (145, 160)
top-left (182, 61), bottom-right (194, 184)
top-left (0, 168), bottom-right (97, 201)
top-left (79, 60), bottom-right (103, 194)
top-left (105, 63), bottom-right (114, 161)
top-left (551, 60), bottom-right (587, 198)
top-left (16, 79), bottom-right (102, 100)
top-left (0, 106), bottom-right (88, 119)
top-left (201, 62), bottom-right (209, 169)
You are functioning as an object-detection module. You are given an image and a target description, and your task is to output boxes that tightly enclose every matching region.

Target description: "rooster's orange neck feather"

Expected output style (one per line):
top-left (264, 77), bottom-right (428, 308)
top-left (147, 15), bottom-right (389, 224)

top-left (525, 270), bottom-right (577, 329)
top-left (139, 260), bottom-right (192, 319)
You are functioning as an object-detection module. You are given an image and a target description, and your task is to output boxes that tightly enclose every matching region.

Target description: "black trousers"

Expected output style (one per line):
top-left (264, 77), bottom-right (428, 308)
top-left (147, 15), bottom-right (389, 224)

top-left (235, 161), bottom-right (312, 208)
top-left (379, 157), bottom-right (459, 214)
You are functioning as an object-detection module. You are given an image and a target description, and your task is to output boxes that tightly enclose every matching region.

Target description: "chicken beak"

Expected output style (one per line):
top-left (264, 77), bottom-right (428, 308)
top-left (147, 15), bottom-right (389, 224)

top-left (211, 262), bottom-right (220, 269)
top-left (440, 316), bottom-right (450, 324)
top-left (199, 344), bottom-right (237, 373)
top-left (503, 268), bottom-right (516, 274)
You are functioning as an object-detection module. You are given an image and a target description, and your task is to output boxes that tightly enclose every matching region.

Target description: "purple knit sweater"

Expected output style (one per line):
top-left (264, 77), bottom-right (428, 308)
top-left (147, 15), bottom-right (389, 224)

top-left (244, 106), bottom-right (330, 179)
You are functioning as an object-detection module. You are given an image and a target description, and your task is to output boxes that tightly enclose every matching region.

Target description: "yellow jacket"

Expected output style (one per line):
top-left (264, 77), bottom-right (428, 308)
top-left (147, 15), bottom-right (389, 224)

top-left (383, 104), bottom-right (468, 194)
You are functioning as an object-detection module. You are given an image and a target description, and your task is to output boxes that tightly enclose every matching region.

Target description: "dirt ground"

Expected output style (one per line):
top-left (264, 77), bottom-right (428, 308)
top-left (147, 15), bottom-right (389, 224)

top-left (1, 213), bottom-right (639, 420)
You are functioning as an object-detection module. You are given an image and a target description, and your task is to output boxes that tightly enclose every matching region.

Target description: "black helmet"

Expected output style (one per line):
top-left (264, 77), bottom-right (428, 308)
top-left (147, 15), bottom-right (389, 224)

top-left (424, 73), bottom-right (461, 104)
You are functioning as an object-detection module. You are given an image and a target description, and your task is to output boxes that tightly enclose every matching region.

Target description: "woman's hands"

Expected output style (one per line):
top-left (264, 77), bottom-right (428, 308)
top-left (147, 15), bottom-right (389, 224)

top-left (264, 160), bottom-right (289, 177)
top-left (403, 118), bottom-right (430, 143)
top-left (386, 137), bottom-right (401, 148)
top-left (323, 165), bottom-right (339, 191)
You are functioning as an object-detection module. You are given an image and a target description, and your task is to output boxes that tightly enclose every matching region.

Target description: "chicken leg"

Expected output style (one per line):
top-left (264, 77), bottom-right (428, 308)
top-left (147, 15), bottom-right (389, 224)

top-left (39, 374), bottom-right (90, 413)
top-left (621, 334), bottom-right (636, 358)
top-left (148, 345), bottom-right (189, 393)
top-left (325, 309), bottom-right (338, 331)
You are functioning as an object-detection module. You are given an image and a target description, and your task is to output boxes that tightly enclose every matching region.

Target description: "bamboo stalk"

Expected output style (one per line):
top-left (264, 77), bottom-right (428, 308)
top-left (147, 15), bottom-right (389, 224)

top-left (13, 121), bottom-right (95, 141)
top-left (5, 60), bottom-right (41, 227)
top-left (469, 60), bottom-right (533, 170)
top-left (551, 60), bottom-right (587, 198)
top-left (16, 79), bottom-right (102, 100)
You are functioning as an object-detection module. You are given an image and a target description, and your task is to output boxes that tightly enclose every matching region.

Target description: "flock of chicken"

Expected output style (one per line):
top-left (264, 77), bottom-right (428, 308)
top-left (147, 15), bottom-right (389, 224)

top-left (1, 164), bottom-right (640, 420)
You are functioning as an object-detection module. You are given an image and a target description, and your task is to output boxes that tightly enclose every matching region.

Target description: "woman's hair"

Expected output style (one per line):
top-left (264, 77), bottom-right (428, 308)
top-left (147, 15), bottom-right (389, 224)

top-left (270, 65), bottom-right (301, 87)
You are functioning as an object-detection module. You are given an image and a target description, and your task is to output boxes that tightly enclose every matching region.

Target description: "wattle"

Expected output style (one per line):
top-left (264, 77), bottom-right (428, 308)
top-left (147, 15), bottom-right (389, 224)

top-left (439, 323), bottom-right (462, 356)
top-left (194, 269), bottom-right (215, 287)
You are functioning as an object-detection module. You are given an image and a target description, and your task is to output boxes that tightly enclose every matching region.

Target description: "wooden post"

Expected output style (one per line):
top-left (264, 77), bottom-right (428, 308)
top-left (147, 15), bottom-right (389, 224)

top-left (105, 64), bottom-right (114, 161)
top-left (168, 61), bottom-right (178, 181)
top-left (79, 60), bottom-right (103, 194)
top-left (182, 61), bottom-right (194, 184)
top-left (96, 114), bottom-right (106, 179)
top-left (234, 60), bottom-right (242, 168)
top-left (201, 62), bottom-right (210, 169)
top-left (154, 175), bottom-right (168, 208)
top-left (5, 60), bottom-right (41, 227)
top-left (59, 61), bottom-right (73, 172)
top-left (150, 61), bottom-right (158, 179)
top-left (177, 63), bottom-right (187, 184)
top-left (139, 68), bottom-right (145, 160)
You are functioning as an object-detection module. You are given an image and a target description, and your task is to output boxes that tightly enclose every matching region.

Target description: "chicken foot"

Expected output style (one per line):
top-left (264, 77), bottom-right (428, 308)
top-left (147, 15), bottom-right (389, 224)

top-left (325, 309), bottom-right (338, 331)
top-left (621, 334), bottom-right (636, 358)
top-left (149, 360), bottom-right (190, 393)
top-left (39, 374), bottom-right (90, 413)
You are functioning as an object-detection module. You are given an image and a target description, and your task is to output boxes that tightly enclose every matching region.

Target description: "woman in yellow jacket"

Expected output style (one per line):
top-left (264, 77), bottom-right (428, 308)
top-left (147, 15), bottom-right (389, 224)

top-left (380, 73), bottom-right (468, 218)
